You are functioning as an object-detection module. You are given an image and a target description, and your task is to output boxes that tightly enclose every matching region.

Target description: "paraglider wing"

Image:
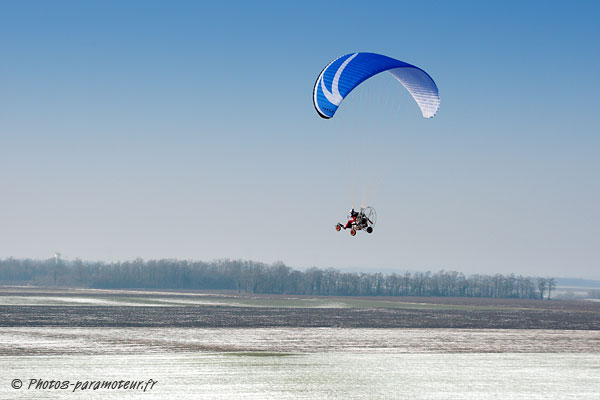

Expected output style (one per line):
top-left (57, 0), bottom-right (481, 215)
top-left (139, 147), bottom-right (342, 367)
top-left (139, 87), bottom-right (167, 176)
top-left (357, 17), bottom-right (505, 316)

top-left (313, 52), bottom-right (440, 119)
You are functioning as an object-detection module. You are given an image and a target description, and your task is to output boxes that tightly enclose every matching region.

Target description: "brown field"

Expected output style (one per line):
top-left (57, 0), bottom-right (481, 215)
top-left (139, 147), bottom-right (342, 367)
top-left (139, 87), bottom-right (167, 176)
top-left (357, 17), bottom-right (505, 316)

top-left (0, 287), bottom-right (598, 330)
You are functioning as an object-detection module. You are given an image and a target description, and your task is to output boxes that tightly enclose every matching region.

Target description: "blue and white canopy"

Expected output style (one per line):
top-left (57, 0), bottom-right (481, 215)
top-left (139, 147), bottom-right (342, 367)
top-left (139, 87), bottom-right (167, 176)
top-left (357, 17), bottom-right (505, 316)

top-left (313, 52), bottom-right (440, 119)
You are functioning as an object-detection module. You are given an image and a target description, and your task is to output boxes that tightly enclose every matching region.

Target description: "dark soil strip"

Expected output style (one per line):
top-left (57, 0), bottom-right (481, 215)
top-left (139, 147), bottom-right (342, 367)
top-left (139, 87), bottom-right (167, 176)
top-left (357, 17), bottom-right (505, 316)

top-left (1, 306), bottom-right (599, 330)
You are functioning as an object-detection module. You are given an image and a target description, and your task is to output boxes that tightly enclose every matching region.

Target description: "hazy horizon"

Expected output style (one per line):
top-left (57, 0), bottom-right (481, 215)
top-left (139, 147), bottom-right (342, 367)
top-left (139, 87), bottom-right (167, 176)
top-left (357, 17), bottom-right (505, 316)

top-left (2, 255), bottom-right (599, 282)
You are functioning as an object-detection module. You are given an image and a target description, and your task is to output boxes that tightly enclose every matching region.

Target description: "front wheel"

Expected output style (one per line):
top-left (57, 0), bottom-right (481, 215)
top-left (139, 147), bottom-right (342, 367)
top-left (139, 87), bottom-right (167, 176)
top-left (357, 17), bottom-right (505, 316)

top-left (350, 229), bottom-right (356, 236)
top-left (335, 224), bottom-right (341, 232)
top-left (366, 227), bottom-right (373, 233)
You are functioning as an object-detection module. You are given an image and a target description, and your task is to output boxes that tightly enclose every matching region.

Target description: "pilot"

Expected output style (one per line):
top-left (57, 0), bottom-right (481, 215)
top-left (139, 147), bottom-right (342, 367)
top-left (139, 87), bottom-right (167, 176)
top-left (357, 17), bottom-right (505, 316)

top-left (343, 208), bottom-right (359, 229)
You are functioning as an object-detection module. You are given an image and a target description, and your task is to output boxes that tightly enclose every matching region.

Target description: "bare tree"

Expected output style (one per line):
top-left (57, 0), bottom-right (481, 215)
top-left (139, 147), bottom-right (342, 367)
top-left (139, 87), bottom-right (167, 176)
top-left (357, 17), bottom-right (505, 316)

top-left (537, 278), bottom-right (548, 299)
top-left (546, 278), bottom-right (556, 300)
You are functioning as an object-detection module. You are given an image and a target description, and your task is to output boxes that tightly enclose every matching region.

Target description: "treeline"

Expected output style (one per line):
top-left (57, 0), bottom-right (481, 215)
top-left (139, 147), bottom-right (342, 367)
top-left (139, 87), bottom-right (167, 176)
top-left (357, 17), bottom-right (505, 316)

top-left (0, 258), bottom-right (556, 299)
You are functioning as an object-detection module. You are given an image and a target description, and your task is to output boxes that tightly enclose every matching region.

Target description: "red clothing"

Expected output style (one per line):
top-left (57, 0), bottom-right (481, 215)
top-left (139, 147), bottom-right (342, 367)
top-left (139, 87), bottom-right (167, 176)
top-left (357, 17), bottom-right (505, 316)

top-left (344, 215), bottom-right (357, 229)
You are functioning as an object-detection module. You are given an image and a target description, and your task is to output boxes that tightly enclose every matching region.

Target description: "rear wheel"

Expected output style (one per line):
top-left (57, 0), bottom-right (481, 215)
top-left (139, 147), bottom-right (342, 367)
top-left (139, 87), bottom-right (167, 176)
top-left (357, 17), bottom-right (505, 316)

top-left (350, 229), bottom-right (356, 236)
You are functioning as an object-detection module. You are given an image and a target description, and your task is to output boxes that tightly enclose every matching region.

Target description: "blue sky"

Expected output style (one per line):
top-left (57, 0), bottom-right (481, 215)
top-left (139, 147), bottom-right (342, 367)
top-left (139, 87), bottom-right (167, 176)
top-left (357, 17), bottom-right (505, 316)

top-left (1, 1), bottom-right (598, 278)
